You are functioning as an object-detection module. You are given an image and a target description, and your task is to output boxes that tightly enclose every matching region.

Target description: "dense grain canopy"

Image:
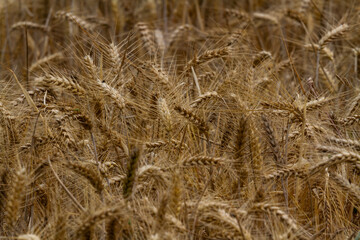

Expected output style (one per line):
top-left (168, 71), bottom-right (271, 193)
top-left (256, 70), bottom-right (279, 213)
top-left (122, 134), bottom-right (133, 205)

top-left (0, 0), bottom-right (360, 239)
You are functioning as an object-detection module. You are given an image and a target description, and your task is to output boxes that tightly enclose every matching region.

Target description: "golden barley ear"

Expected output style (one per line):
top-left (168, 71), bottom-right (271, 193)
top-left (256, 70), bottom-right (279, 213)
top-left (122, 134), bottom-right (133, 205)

top-left (252, 12), bottom-right (279, 25)
top-left (106, 217), bottom-right (118, 240)
top-left (304, 44), bottom-right (334, 61)
top-left (252, 51), bottom-right (272, 68)
top-left (35, 73), bottom-right (86, 97)
top-left (174, 105), bottom-right (209, 137)
top-left (186, 47), bottom-right (230, 69)
top-left (108, 42), bottom-right (122, 76)
top-left (11, 21), bottom-right (50, 33)
top-left (17, 234), bottom-right (41, 240)
top-left (55, 11), bottom-right (96, 32)
top-left (233, 116), bottom-right (247, 159)
top-left (338, 115), bottom-right (360, 126)
top-left (76, 206), bottom-right (124, 239)
top-left (123, 147), bottom-right (141, 199)
top-left (155, 193), bottom-right (169, 233)
top-left (224, 9), bottom-right (250, 22)
top-left (5, 168), bottom-right (27, 230)
top-left (261, 115), bottom-right (282, 165)
top-left (83, 55), bottom-right (126, 110)
top-left (248, 120), bottom-right (264, 190)
top-left (168, 24), bottom-right (193, 48)
top-left (318, 24), bottom-right (349, 47)
top-left (168, 173), bottom-right (182, 217)
top-left (136, 165), bottom-right (167, 186)
top-left (309, 151), bottom-right (360, 176)
top-left (157, 97), bottom-right (172, 133)
top-left (181, 156), bottom-right (228, 166)
top-left (253, 203), bottom-right (303, 238)
top-left (135, 22), bottom-right (157, 56)
top-left (65, 161), bottom-right (104, 194)
top-left (190, 91), bottom-right (218, 108)
top-left (29, 52), bottom-right (64, 73)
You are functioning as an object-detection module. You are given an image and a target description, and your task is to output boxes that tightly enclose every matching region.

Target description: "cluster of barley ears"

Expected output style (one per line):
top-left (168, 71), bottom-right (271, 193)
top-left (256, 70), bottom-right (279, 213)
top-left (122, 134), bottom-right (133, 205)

top-left (1, 0), bottom-right (360, 239)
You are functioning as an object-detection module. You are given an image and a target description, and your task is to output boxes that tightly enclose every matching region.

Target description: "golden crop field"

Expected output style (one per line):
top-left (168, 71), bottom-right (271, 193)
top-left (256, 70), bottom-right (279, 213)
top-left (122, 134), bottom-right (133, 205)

top-left (1, 0), bottom-right (360, 239)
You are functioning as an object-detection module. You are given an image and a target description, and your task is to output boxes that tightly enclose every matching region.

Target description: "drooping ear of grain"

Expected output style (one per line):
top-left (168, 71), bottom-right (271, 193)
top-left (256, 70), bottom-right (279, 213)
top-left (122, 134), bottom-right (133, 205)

top-left (55, 11), bottom-right (96, 31)
top-left (253, 203), bottom-right (302, 238)
top-left (83, 55), bottom-right (126, 110)
top-left (318, 24), bottom-right (349, 47)
top-left (309, 151), bottom-right (360, 176)
top-left (11, 21), bottom-right (50, 32)
top-left (190, 91), bottom-right (218, 108)
top-left (65, 162), bottom-right (104, 194)
top-left (36, 74), bottom-right (86, 96)
top-left (174, 105), bottom-right (209, 137)
top-left (186, 47), bottom-right (230, 69)
top-left (29, 52), bottom-right (64, 73)
top-left (76, 206), bottom-right (124, 238)
top-left (252, 51), bottom-right (272, 68)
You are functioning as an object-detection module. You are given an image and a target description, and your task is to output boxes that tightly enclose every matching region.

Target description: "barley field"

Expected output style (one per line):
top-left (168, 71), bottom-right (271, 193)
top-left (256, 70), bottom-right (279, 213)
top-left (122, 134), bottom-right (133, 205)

top-left (1, 0), bottom-right (360, 239)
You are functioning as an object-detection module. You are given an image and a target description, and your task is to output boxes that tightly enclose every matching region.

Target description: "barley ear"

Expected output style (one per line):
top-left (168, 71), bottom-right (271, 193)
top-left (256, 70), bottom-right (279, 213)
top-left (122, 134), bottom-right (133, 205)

top-left (5, 168), bottom-right (27, 230)
top-left (123, 147), bottom-right (141, 199)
